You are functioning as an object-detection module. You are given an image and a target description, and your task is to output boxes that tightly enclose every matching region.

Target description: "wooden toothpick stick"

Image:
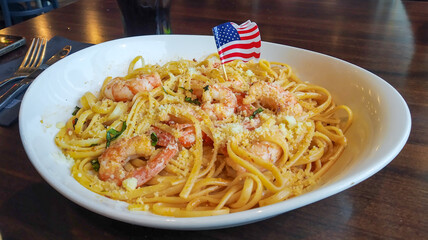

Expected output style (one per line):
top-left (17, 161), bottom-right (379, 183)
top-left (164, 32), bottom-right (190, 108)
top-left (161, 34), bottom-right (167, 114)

top-left (221, 63), bottom-right (229, 81)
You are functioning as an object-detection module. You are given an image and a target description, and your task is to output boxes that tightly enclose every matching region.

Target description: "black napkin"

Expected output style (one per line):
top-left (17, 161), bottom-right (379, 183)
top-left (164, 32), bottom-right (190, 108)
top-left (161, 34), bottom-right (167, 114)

top-left (0, 36), bottom-right (93, 126)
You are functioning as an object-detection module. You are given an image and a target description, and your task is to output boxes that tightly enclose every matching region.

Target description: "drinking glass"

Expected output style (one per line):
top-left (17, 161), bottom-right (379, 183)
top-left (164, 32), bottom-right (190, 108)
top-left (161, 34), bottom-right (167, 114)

top-left (116, 0), bottom-right (171, 36)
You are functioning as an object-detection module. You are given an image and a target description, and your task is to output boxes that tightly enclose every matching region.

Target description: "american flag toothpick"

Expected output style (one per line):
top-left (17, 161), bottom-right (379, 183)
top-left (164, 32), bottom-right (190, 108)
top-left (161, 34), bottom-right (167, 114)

top-left (212, 20), bottom-right (261, 69)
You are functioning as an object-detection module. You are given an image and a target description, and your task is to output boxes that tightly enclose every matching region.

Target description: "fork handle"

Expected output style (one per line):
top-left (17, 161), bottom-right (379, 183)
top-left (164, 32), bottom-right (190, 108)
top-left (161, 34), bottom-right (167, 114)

top-left (0, 82), bottom-right (29, 112)
top-left (0, 76), bottom-right (25, 88)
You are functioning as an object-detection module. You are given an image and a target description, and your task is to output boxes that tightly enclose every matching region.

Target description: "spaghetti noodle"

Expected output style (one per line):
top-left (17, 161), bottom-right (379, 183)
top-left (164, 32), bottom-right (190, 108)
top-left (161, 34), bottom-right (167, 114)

top-left (55, 54), bottom-right (353, 217)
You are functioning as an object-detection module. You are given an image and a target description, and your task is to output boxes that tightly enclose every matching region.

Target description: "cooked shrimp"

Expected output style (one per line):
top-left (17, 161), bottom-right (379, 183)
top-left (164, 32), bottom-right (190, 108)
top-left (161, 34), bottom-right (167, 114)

top-left (152, 124), bottom-right (211, 148)
top-left (226, 141), bottom-right (283, 173)
top-left (202, 84), bottom-right (237, 120)
top-left (98, 135), bottom-right (178, 187)
top-left (151, 125), bottom-right (195, 148)
top-left (151, 127), bottom-right (175, 148)
top-left (176, 124), bottom-right (196, 148)
top-left (242, 117), bottom-right (261, 130)
top-left (190, 80), bottom-right (206, 99)
top-left (243, 82), bottom-right (302, 115)
top-left (223, 77), bottom-right (246, 92)
top-left (104, 72), bottom-right (162, 101)
top-left (126, 142), bottom-right (178, 187)
top-left (98, 135), bottom-right (153, 185)
top-left (248, 141), bottom-right (283, 164)
top-left (235, 92), bottom-right (254, 117)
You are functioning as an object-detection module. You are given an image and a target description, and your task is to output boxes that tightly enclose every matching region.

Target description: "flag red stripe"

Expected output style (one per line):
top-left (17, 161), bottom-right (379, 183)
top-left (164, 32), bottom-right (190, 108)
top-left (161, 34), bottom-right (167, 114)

top-left (220, 52), bottom-right (261, 62)
top-left (240, 31), bottom-right (260, 40)
top-left (237, 25), bottom-right (258, 34)
top-left (218, 41), bottom-right (261, 55)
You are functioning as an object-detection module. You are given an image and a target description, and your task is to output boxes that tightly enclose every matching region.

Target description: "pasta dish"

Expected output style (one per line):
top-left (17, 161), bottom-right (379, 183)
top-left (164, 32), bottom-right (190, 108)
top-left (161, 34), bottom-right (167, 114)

top-left (55, 54), bottom-right (352, 217)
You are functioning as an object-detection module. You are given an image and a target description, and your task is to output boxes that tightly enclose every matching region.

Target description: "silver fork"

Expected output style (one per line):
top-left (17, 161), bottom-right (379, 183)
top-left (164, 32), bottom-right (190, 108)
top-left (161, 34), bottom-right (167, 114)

top-left (0, 37), bottom-right (47, 88)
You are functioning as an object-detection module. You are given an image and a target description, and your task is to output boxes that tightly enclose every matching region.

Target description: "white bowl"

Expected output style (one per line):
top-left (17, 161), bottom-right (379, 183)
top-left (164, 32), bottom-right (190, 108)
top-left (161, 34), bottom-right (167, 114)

top-left (19, 35), bottom-right (411, 230)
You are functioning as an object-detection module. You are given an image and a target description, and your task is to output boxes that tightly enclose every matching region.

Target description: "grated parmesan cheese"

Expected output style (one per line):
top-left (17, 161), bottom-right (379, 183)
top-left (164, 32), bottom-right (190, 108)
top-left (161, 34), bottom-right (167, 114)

top-left (187, 67), bottom-right (198, 76)
top-left (245, 70), bottom-right (255, 77)
top-left (285, 116), bottom-right (297, 128)
top-left (122, 177), bottom-right (138, 191)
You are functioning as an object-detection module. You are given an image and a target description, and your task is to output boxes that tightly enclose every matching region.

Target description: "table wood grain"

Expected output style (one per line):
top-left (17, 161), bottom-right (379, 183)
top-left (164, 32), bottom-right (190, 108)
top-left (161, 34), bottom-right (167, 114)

top-left (0, 0), bottom-right (427, 239)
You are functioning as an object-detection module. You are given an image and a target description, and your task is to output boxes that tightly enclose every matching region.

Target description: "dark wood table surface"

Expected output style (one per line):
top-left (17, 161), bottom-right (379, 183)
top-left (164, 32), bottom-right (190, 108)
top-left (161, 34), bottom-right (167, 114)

top-left (0, 0), bottom-right (427, 239)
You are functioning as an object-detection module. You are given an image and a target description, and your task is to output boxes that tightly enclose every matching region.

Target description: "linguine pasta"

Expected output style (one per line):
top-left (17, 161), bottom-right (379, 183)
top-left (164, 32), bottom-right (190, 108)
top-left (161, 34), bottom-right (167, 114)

top-left (55, 54), bottom-right (353, 217)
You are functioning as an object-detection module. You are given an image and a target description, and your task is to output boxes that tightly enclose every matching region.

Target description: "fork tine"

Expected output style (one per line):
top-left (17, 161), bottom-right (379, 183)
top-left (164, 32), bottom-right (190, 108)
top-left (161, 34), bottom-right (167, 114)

top-left (35, 38), bottom-right (47, 68)
top-left (31, 38), bottom-right (41, 68)
top-left (29, 38), bottom-right (43, 68)
top-left (18, 38), bottom-right (37, 69)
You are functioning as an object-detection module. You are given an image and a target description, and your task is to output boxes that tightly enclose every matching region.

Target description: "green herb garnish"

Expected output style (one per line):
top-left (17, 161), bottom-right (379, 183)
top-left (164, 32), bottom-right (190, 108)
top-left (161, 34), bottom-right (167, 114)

top-left (106, 121), bottom-right (127, 147)
top-left (162, 86), bottom-right (171, 95)
top-left (203, 85), bottom-right (209, 91)
top-left (151, 132), bottom-right (158, 146)
top-left (91, 159), bottom-right (100, 172)
top-left (179, 86), bottom-right (193, 93)
top-left (249, 108), bottom-right (263, 119)
top-left (89, 143), bottom-right (99, 147)
top-left (72, 106), bottom-right (80, 116)
top-left (185, 96), bottom-right (201, 105)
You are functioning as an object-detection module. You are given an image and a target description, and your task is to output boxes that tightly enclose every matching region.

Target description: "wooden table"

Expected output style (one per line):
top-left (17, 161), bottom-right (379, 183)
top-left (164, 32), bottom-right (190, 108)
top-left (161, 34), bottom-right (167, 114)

top-left (0, 0), bottom-right (427, 239)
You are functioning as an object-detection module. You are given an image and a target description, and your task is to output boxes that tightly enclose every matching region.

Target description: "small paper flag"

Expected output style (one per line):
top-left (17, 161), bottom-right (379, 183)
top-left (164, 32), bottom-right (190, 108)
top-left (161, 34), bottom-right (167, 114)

top-left (212, 20), bottom-right (261, 64)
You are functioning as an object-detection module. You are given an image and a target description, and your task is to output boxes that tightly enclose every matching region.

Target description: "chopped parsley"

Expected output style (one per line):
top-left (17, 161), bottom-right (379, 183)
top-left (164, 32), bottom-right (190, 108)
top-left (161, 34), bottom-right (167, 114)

top-left (72, 106), bottom-right (80, 116)
top-left (249, 108), bottom-right (263, 119)
top-left (179, 86), bottom-right (193, 93)
top-left (89, 143), bottom-right (99, 147)
top-left (162, 86), bottom-right (171, 95)
top-left (203, 85), bottom-right (209, 91)
top-left (91, 159), bottom-right (100, 172)
top-left (106, 121), bottom-right (127, 147)
top-left (185, 96), bottom-right (201, 105)
top-left (151, 132), bottom-right (158, 146)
